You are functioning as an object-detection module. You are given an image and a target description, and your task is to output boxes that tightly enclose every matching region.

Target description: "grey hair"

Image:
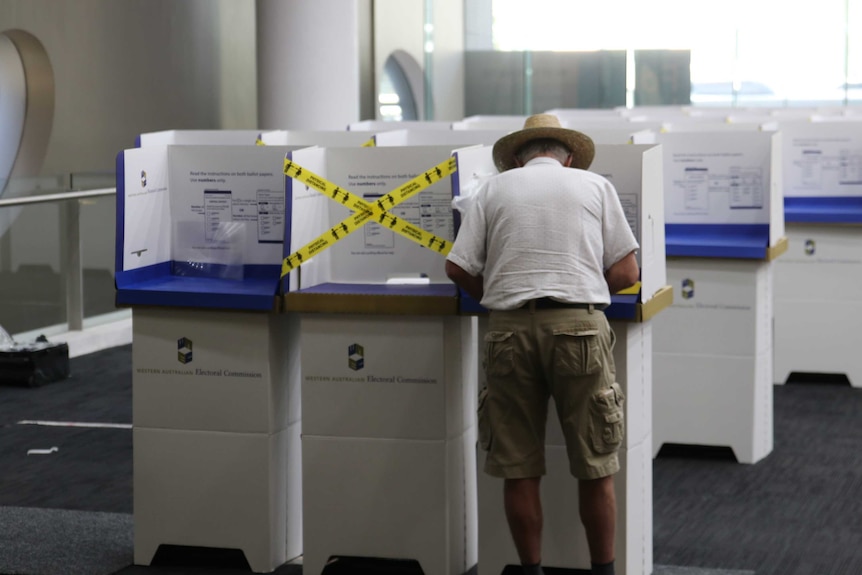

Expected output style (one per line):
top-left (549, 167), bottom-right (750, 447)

top-left (515, 138), bottom-right (571, 165)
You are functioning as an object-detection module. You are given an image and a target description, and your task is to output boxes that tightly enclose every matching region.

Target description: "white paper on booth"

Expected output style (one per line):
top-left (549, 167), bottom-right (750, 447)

top-left (781, 122), bottom-right (862, 198)
top-left (167, 145), bottom-right (288, 267)
top-left (122, 146), bottom-right (171, 271)
top-left (658, 131), bottom-right (773, 225)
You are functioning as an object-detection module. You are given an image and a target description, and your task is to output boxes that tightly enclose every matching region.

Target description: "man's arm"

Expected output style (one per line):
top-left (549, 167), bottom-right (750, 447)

top-left (605, 250), bottom-right (639, 294)
top-left (445, 260), bottom-right (484, 301)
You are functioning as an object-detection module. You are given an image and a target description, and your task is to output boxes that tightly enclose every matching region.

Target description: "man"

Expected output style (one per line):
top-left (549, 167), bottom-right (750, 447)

top-left (445, 114), bottom-right (639, 575)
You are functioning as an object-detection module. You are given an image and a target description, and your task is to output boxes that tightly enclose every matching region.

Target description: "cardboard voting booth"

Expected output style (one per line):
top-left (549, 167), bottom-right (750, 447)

top-left (774, 122), bottom-right (862, 386)
top-left (651, 130), bottom-right (786, 464)
top-left (283, 145), bottom-right (478, 575)
top-left (373, 128), bottom-right (506, 148)
top-left (452, 143), bottom-right (670, 575)
top-left (136, 129), bottom-right (263, 147)
top-left (257, 129), bottom-right (378, 148)
top-left (452, 115), bottom-right (526, 131)
top-left (347, 119), bottom-right (453, 132)
top-left (116, 143), bottom-right (302, 572)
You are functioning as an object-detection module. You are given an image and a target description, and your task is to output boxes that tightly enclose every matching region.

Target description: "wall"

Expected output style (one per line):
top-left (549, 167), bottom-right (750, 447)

top-left (0, 0), bottom-right (256, 175)
top-left (0, 0), bottom-right (257, 272)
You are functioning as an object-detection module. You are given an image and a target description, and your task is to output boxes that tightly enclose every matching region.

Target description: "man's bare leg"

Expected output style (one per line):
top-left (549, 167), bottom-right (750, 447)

top-left (504, 477), bottom-right (544, 568)
top-left (579, 475), bottom-right (616, 569)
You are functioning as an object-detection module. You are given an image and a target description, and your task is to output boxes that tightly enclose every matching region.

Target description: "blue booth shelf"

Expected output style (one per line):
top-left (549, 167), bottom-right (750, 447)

top-left (665, 223), bottom-right (772, 259)
top-left (784, 196), bottom-right (862, 224)
top-left (116, 262), bottom-right (282, 311)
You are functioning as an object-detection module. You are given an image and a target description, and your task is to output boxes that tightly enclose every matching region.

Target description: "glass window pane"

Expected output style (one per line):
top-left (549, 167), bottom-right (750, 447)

top-left (486, 0), bottom-right (854, 108)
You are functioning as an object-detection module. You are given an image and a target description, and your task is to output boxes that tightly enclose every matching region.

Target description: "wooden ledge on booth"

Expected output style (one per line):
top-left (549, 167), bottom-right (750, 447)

top-left (636, 284), bottom-right (674, 322)
top-left (283, 282), bottom-right (459, 316)
top-left (766, 236), bottom-right (789, 261)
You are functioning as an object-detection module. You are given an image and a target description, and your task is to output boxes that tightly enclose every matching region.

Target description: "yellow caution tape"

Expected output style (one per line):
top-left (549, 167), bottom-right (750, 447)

top-left (281, 156), bottom-right (457, 277)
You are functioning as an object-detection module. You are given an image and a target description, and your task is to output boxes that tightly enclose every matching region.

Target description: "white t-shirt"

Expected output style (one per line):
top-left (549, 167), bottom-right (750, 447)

top-left (446, 156), bottom-right (639, 310)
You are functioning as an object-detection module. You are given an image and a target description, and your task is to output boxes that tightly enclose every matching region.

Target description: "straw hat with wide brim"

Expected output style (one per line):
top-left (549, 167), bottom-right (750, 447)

top-left (492, 114), bottom-right (595, 172)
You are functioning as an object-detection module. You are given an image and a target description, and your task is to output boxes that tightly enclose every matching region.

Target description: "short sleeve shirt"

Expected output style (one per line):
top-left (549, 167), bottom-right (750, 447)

top-left (446, 157), bottom-right (639, 310)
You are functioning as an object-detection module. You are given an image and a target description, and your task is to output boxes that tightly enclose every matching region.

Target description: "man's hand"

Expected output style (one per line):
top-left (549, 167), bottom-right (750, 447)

top-left (445, 260), bottom-right (484, 301)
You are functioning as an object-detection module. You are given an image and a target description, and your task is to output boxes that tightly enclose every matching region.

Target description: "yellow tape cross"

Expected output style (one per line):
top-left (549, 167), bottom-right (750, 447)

top-left (281, 156), bottom-right (457, 278)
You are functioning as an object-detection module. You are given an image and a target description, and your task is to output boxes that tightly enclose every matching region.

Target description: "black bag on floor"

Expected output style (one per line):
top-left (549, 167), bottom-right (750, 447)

top-left (0, 339), bottom-right (70, 387)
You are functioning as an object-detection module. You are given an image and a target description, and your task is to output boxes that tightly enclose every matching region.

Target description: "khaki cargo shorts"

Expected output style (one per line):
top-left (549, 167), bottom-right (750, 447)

top-left (478, 306), bottom-right (624, 480)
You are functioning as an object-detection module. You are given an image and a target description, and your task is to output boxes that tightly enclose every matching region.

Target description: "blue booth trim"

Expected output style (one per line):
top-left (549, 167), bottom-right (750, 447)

top-left (665, 223), bottom-right (771, 259)
top-left (116, 262), bottom-right (281, 311)
top-left (451, 153), bottom-right (464, 232)
top-left (784, 196), bottom-right (862, 223)
top-left (115, 152), bottom-right (126, 276)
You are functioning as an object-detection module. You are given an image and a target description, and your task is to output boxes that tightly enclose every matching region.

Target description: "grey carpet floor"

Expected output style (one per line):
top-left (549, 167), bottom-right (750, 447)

top-left (0, 507), bottom-right (131, 575)
top-left (1, 345), bottom-right (861, 574)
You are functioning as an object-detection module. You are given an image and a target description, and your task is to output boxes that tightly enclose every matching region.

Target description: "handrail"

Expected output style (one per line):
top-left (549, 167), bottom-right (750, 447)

top-left (0, 187), bottom-right (116, 208)
top-left (0, 185), bottom-right (117, 332)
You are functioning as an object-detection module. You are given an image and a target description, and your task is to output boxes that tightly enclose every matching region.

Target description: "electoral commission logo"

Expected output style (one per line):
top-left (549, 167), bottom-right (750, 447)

top-left (348, 343), bottom-right (364, 371)
top-left (178, 337), bottom-right (193, 364)
top-left (681, 278), bottom-right (695, 300)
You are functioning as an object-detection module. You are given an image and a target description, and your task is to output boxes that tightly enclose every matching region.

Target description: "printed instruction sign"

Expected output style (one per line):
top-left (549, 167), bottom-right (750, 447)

top-left (659, 132), bottom-right (773, 225)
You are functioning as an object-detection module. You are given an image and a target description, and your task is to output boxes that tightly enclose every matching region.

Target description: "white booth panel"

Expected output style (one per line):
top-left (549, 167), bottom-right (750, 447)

top-left (773, 224), bottom-right (862, 385)
top-left (132, 309), bottom-right (299, 434)
top-left (133, 425), bottom-right (301, 573)
top-left (300, 314), bottom-right (472, 440)
top-left (653, 350), bottom-right (773, 464)
top-left (301, 432), bottom-right (476, 575)
top-left (653, 259), bottom-right (772, 357)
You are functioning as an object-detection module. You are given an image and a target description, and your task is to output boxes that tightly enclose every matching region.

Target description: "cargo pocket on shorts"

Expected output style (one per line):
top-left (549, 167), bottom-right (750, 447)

top-left (477, 386), bottom-right (492, 451)
top-left (483, 331), bottom-right (514, 377)
top-left (553, 321), bottom-right (601, 376)
top-left (589, 383), bottom-right (625, 454)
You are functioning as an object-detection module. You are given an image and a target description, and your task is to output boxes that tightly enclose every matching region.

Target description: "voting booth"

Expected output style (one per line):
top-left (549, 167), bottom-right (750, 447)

top-left (116, 144), bottom-right (302, 573)
top-left (284, 145), bottom-right (478, 575)
top-left (452, 143), bottom-right (671, 575)
top-left (651, 130), bottom-right (787, 464)
top-left (136, 129), bottom-right (262, 147)
top-left (773, 122), bottom-right (862, 387)
top-left (257, 129), bottom-right (378, 148)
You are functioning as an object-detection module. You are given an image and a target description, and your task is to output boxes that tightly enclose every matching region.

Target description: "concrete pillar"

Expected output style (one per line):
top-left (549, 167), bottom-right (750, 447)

top-left (256, 0), bottom-right (373, 130)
